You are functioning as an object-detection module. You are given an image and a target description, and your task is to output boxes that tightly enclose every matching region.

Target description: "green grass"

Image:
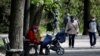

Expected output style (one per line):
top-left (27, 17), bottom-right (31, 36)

top-left (0, 39), bottom-right (4, 46)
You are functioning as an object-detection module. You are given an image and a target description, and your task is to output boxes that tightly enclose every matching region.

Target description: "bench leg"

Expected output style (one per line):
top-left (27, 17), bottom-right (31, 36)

top-left (24, 41), bottom-right (30, 56)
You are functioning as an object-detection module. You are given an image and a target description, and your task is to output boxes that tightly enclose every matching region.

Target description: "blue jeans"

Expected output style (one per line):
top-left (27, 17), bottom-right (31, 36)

top-left (89, 32), bottom-right (96, 46)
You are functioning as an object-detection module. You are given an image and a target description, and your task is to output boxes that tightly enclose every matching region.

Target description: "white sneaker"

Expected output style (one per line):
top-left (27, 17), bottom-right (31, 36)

top-left (90, 46), bottom-right (93, 48)
top-left (90, 45), bottom-right (95, 48)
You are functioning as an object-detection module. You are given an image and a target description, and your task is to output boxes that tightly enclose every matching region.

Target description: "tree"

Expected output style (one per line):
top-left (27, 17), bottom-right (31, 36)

top-left (30, 0), bottom-right (44, 27)
top-left (83, 0), bottom-right (91, 35)
top-left (23, 0), bottom-right (30, 36)
top-left (30, 4), bottom-right (44, 27)
top-left (7, 0), bottom-right (25, 56)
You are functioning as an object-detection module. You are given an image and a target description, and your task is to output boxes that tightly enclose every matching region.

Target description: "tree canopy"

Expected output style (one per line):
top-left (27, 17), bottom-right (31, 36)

top-left (0, 0), bottom-right (100, 33)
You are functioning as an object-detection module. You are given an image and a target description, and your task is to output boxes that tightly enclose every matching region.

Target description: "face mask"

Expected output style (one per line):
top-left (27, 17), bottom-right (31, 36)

top-left (33, 29), bottom-right (37, 32)
top-left (92, 18), bottom-right (96, 21)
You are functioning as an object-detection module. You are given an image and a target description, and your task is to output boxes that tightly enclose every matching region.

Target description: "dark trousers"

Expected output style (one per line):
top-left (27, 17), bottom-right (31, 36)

top-left (89, 32), bottom-right (96, 46)
top-left (69, 34), bottom-right (75, 47)
top-left (39, 42), bottom-right (49, 54)
top-left (24, 40), bottom-right (30, 56)
top-left (24, 41), bottom-right (38, 56)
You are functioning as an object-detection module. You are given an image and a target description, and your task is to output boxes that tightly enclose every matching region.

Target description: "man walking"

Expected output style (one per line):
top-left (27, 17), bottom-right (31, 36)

top-left (88, 15), bottom-right (98, 48)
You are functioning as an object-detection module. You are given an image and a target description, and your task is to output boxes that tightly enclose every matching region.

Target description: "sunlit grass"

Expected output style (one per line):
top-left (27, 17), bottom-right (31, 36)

top-left (0, 39), bottom-right (4, 46)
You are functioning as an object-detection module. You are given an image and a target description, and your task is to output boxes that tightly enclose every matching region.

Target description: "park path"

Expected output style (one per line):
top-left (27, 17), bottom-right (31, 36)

top-left (0, 34), bottom-right (100, 56)
top-left (30, 35), bottom-right (100, 56)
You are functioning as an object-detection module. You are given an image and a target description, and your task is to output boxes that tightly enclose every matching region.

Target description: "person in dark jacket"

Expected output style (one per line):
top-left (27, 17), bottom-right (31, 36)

top-left (63, 13), bottom-right (71, 27)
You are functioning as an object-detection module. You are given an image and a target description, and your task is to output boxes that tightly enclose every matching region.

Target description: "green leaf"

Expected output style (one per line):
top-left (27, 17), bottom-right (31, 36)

top-left (31, 0), bottom-right (44, 6)
top-left (44, 0), bottom-right (54, 5)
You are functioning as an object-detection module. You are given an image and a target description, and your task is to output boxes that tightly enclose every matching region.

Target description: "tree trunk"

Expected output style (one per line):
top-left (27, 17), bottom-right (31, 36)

top-left (83, 0), bottom-right (90, 35)
top-left (23, 0), bottom-right (30, 56)
top-left (30, 4), bottom-right (44, 27)
top-left (23, 0), bottom-right (30, 36)
top-left (7, 0), bottom-right (25, 56)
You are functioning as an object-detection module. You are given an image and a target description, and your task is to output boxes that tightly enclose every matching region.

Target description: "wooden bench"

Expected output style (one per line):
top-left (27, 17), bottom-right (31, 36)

top-left (0, 34), bottom-right (38, 56)
top-left (0, 34), bottom-right (23, 56)
top-left (0, 34), bottom-right (9, 50)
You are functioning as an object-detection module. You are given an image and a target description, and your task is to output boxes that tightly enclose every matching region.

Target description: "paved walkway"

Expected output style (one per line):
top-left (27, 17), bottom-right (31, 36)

top-left (37, 35), bottom-right (100, 56)
top-left (0, 34), bottom-right (100, 56)
top-left (61, 35), bottom-right (100, 49)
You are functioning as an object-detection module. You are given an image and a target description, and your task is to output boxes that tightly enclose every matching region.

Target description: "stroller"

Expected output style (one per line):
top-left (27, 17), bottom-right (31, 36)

top-left (42, 30), bottom-right (66, 55)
